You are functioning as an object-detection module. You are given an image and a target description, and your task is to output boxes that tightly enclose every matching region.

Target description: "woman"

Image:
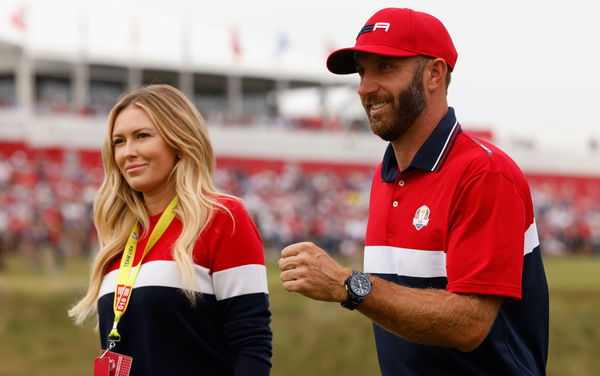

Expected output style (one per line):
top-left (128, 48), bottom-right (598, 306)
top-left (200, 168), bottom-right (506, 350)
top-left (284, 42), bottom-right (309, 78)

top-left (69, 84), bottom-right (272, 375)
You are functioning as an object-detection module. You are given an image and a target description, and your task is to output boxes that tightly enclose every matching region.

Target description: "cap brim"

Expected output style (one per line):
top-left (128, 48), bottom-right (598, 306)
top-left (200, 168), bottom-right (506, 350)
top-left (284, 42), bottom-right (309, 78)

top-left (326, 45), bottom-right (420, 75)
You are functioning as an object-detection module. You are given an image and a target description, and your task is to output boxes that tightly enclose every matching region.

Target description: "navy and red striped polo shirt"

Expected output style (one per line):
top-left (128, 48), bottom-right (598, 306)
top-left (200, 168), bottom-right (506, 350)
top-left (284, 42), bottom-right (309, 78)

top-left (365, 107), bottom-right (548, 375)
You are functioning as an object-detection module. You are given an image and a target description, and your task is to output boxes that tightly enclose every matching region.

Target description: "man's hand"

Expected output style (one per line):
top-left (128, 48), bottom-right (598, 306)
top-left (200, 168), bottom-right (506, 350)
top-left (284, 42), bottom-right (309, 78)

top-left (278, 242), bottom-right (352, 302)
top-left (278, 242), bottom-right (503, 351)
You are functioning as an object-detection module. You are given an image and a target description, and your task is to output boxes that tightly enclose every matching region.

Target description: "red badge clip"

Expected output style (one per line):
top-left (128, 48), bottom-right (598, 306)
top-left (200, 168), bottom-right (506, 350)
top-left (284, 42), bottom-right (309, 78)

top-left (94, 349), bottom-right (133, 376)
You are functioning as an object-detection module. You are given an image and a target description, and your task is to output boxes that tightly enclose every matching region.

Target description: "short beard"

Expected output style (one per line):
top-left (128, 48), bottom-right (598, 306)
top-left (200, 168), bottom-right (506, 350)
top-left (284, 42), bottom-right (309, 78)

top-left (368, 62), bottom-right (427, 142)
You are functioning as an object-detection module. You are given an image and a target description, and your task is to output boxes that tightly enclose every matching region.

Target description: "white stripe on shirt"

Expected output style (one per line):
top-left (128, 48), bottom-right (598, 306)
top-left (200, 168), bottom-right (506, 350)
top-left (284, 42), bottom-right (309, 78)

top-left (364, 245), bottom-right (447, 278)
top-left (365, 221), bottom-right (539, 278)
top-left (212, 264), bottom-right (269, 301)
top-left (99, 260), bottom-right (213, 297)
top-left (99, 261), bottom-right (269, 300)
top-left (524, 221), bottom-right (540, 255)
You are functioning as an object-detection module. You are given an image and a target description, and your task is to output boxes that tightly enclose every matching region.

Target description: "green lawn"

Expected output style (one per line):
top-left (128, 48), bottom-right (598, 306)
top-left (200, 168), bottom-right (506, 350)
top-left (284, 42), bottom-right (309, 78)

top-left (544, 257), bottom-right (600, 376)
top-left (0, 255), bottom-right (598, 375)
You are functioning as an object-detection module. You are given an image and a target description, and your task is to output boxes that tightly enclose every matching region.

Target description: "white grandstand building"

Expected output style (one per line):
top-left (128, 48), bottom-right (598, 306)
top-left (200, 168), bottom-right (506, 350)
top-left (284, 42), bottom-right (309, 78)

top-left (0, 0), bottom-right (599, 177)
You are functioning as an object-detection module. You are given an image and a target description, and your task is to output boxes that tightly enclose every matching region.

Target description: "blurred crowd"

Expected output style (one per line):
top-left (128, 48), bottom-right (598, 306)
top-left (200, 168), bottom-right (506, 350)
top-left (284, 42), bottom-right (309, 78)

top-left (531, 178), bottom-right (600, 256)
top-left (1, 150), bottom-right (599, 272)
top-left (215, 164), bottom-right (372, 258)
top-left (0, 151), bottom-right (101, 271)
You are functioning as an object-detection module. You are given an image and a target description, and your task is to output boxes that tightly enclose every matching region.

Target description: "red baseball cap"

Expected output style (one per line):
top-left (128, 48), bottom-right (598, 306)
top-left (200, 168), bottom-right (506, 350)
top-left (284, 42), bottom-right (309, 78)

top-left (327, 8), bottom-right (458, 74)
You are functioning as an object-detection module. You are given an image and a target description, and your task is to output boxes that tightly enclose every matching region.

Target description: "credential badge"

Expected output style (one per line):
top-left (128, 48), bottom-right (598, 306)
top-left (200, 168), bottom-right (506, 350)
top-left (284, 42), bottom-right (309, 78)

top-left (412, 205), bottom-right (430, 231)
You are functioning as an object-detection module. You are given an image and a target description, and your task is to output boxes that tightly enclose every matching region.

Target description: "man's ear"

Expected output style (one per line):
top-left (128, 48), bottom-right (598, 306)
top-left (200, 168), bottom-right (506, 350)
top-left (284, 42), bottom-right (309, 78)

top-left (424, 58), bottom-right (448, 92)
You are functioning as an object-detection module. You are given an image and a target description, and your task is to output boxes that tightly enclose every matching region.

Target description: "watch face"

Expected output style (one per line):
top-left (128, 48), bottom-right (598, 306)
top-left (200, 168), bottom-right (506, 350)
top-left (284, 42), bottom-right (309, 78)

top-left (350, 274), bottom-right (371, 297)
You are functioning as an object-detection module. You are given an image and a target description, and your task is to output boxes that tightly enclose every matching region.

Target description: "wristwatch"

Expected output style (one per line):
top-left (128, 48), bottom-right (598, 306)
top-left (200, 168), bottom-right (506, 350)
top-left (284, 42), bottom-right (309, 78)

top-left (341, 270), bottom-right (372, 310)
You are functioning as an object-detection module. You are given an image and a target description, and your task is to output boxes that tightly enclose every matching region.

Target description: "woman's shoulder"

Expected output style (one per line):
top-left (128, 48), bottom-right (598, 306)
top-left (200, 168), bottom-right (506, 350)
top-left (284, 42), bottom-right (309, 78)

top-left (210, 195), bottom-right (255, 226)
top-left (203, 195), bottom-right (261, 246)
top-left (214, 194), bottom-right (246, 213)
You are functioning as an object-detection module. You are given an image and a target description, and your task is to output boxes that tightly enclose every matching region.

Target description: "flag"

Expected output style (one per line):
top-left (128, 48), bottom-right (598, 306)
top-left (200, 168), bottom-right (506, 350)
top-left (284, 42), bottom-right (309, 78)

top-left (274, 30), bottom-right (289, 59)
top-left (230, 27), bottom-right (242, 60)
top-left (10, 4), bottom-right (27, 33)
top-left (324, 35), bottom-right (336, 58)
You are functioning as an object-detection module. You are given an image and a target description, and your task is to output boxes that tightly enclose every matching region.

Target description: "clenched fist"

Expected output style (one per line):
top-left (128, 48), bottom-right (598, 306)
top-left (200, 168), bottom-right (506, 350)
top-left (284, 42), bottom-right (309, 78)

top-left (278, 242), bottom-right (352, 302)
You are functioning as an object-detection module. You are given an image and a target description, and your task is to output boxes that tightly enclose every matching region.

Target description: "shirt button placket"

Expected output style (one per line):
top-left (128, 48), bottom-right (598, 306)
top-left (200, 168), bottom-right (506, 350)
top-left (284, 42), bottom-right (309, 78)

top-left (392, 179), bottom-right (405, 207)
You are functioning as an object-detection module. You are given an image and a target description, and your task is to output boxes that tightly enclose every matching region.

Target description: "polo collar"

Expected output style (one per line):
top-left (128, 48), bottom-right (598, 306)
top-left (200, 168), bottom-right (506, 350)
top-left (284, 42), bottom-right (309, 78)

top-left (380, 107), bottom-right (462, 183)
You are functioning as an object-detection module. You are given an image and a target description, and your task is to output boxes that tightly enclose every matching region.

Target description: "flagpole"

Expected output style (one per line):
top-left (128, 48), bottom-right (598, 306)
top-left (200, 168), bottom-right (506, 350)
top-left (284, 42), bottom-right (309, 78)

top-left (13, 3), bottom-right (33, 119)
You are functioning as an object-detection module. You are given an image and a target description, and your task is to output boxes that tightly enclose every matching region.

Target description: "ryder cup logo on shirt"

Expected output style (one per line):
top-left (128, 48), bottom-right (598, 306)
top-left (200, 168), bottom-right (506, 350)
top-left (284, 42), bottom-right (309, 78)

top-left (412, 205), bottom-right (431, 230)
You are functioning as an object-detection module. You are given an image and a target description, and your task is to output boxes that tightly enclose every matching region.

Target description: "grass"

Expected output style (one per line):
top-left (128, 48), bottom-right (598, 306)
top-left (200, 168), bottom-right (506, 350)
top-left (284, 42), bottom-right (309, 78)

top-left (544, 257), bottom-right (600, 376)
top-left (0, 255), bottom-right (598, 375)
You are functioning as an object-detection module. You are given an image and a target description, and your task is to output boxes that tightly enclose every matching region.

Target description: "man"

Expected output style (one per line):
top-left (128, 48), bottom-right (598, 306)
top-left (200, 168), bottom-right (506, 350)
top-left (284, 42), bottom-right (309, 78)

top-left (278, 8), bottom-right (549, 376)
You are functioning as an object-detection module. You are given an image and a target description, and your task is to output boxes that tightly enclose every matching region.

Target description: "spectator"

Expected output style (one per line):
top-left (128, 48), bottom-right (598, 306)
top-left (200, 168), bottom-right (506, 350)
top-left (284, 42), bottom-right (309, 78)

top-left (1, 147), bottom-right (599, 262)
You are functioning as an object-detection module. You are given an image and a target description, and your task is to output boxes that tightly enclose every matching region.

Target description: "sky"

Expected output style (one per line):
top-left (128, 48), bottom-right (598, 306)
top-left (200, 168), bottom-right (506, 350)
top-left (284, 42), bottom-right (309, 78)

top-left (1, 0), bottom-right (600, 140)
top-left (147, 0), bottom-right (600, 139)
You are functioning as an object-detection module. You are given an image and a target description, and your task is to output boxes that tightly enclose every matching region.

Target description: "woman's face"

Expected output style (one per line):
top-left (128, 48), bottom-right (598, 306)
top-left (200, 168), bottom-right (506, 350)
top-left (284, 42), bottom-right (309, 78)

top-left (112, 105), bottom-right (178, 197)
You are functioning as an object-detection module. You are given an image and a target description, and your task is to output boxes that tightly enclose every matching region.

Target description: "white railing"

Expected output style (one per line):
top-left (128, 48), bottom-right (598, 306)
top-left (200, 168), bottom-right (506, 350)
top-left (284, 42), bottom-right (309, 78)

top-left (1, 109), bottom-right (600, 176)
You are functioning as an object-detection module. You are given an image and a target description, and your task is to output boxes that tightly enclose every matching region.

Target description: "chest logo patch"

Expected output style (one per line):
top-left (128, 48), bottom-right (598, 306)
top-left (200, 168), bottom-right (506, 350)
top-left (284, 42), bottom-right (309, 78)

top-left (413, 205), bottom-right (431, 231)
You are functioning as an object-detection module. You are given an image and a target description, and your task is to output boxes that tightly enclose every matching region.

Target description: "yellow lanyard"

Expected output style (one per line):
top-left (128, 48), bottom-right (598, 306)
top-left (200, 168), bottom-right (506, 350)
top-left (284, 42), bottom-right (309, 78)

top-left (107, 196), bottom-right (178, 344)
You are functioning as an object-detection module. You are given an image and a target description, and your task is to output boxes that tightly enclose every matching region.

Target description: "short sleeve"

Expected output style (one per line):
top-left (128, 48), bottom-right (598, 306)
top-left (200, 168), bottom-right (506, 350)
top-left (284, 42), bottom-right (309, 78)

top-left (446, 171), bottom-right (525, 300)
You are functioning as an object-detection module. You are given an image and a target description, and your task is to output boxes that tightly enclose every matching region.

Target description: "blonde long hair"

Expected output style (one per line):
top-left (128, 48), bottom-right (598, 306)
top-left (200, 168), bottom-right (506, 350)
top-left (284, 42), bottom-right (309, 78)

top-left (69, 84), bottom-right (231, 325)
